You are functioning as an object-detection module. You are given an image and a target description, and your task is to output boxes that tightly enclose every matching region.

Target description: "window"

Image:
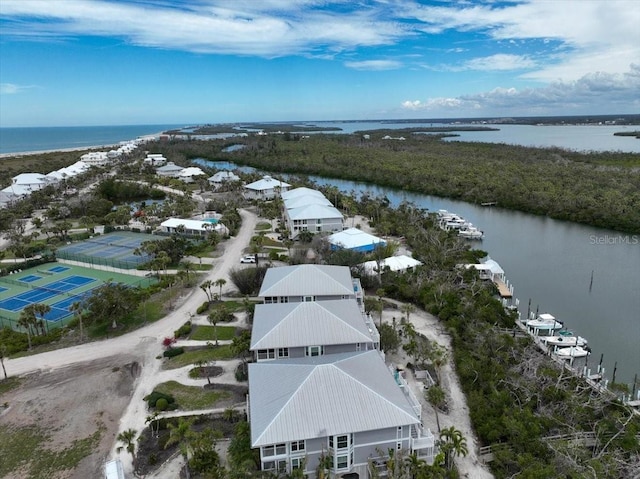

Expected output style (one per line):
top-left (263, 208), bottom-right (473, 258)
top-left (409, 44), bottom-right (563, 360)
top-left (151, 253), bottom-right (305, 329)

top-left (257, 349), bottom-right (275, 360)
top-left (336, 455), bottom-right (349, 470)
top-left (291, 440), bottom-right (305, 452)
top-left (278, 348), bottom-right (289, 359)
top-left (304, 295), bottom-right (314, 302)
top-left (306, 345), bottom-right (323, 357)
top-left (291, 457), bottom-right (303, 470)
top-left (356, 342), bottom-right (361, 351)
top-left (336, 435), bottom-right (349, 449)
top-left (263, 443), bottom-right (286, 457)
top-left (279, 296), bottom-right (289, 303)
top-left (263, 460), bottom-right (287, 472)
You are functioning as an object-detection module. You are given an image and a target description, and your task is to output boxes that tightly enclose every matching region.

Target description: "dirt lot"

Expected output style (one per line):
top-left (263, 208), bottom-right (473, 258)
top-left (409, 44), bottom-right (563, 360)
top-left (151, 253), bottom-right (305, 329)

top-left (0, 355), bottom-right (140, 479)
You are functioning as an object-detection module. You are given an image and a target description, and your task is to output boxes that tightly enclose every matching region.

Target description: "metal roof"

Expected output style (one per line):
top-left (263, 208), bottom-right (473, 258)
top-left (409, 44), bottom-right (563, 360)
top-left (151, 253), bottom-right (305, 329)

top-left (250, 300), bottom-right (375, 350)
top-left (362, 255), bottom-right (422, 274)
top-left (245, 175), bottom-right (291, 191)
top-left (284, 195), bottom-right (333, 210)
top-left (286, 204), bottom-right (343, 220)
top-left (249, 350), bottom-right (420, 446)
top-left (258, 265), bottom-right (355, 298)
top-left (281, 187), bottom-right (326, 200)
top-left (328, 228), bottom-right (385, 249)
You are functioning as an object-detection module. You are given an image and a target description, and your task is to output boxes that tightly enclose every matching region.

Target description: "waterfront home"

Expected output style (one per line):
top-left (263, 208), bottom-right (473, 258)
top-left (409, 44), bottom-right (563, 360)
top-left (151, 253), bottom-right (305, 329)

top-left (155, 162), bottom-right (184, 178)
top-left (208, 171), bottom-right (240, 189)
top-left (250, 299), bottom-right (380, 362)
top-left (285, 203), bottom-right (344, 239)
top-left (328, 227), bottom-right (386, 253)
top-left (281, 186), bottom-right (327, 201)
top-left (143, 154), bottom-right (167, 166)
top-left (10, 173), bottom-right (52, 192)
top-left (243, 175), bottom-right (291, 200)
top-left (177, 166), bottom-right (206, 183)
top-left (159, 217), bottom-right (228, 236)
top-left (80, 151), bottom-right (110, 166)
top-left (361, 254), bottom-right (422, 275)
top-left (248, 350), bottom-right (435, 477)
top-left (259, 264), bottom-right (363, 306)
top-left (0, 190), bottom-right (20, 208)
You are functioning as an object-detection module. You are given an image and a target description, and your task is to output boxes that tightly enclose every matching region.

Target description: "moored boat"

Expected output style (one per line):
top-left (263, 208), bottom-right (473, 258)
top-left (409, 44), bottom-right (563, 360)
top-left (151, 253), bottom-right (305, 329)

top-left (554, 346), bottom-right (590, 359)
top-left (459, 224), bottom-right (484, 239)
top-left (539, 333), bottom-right (588, 348)
top-left (525, 313), bottom-right (563, 334)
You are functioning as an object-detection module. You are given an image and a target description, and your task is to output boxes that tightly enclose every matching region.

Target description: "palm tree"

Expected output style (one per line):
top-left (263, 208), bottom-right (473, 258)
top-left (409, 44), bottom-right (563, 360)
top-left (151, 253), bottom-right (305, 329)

top-left (32, 303), bottom-right (51, 335)
top-left (207, 307), bottom-right (226, 346)
top-left (145, 411), bottom-right (161, 438)
top-left (214, 278), bottom-right (226, 299)
top-left (179, 259), bottom-right (193, 280)
top-left (200, 280), bottom-right (213, 303)
top-left (404, 451), bottom-right (426, 478)
top-left (439, 426), bottom-right (468, 470)
top-left (401, 303), bottom-right (415, 323)
top-left (69, 301), bottom-right (84, 341)
top-left (17, 308), bottom-right (36, 349)
top-left (117, 428), bottom-right (137, 464)
top-left (426, 385), bottom-right (446, 432)
top-left (165, 418), bottom-right (195, 479)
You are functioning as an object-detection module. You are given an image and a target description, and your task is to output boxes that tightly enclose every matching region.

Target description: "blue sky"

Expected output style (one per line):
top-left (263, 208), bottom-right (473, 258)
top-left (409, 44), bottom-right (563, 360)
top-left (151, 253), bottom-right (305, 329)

top-left (1, 0), bottom-right (639, 127)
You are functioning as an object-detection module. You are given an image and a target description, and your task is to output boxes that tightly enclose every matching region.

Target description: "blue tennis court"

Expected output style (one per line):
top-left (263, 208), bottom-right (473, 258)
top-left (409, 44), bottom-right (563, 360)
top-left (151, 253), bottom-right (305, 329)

top-left (0, 275), bottom-right (96, 313)
top-left (48, 265), bottom-right (70, 273)
top-left (20, 275), bottom-right (42, 283)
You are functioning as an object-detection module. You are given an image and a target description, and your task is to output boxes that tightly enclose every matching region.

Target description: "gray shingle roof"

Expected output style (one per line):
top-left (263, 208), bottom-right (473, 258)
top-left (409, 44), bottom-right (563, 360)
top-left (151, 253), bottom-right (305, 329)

top-left (250, 300), bottom-right (374, 350)
top-left (249, 350), bottom-right (420, 447)
top-left (258, 265), bottom-right (355, 298)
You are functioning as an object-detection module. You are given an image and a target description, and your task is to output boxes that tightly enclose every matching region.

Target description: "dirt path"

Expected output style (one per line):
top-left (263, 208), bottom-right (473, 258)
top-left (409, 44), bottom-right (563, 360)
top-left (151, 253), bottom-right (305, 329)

top-left (381, 305), bottom-right (494, 479)
top-left (4, 209), bottom-right (258, 477)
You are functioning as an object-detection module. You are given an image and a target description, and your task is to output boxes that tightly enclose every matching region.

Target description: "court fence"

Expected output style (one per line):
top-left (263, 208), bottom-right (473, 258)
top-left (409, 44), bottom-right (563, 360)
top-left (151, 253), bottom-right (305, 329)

top-left (56, 250), bottom-right (142, 270)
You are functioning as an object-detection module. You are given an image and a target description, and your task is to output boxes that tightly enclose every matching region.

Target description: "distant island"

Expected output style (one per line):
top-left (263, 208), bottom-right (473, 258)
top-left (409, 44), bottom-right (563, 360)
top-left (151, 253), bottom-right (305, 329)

top-left (613, 131), bottom-right (640, 138)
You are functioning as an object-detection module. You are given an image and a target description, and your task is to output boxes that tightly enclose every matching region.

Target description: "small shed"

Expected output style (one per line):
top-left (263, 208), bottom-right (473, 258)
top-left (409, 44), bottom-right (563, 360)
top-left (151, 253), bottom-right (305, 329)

top-left (328, 227), bottom-right (386, 253)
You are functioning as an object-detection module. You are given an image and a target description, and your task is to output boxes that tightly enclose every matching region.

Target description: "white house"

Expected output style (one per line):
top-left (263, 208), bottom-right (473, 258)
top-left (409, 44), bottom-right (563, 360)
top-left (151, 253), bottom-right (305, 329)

top-left (258, 264), bottom-right (363, 305)
top-left (285, 203), bottom-right (344, 238)
top-left (361, 255), bottom-right (423, 275)
top-left (208, 171), bottom-right (240, 190)
top-left (11, 173), bottom-right (52, 192)
top-left (250, 300), bottom-right (379, 361)
top-left (328, 227), bottom-right (386, 253)
top-left (155, 162), bottom-right (184, 178)
top-left (177, 167), bottom-right (206, 183)
top-left (244, 175), bottom-right (291, 200)
top-left (143, 154), bottom-right (167, 166)
top-left (80, 152), bottom-right (110, 166)
top-left (248, 350), bottom-right (435, 477)
top-left (159, 217), bottom-right (228, 236)
top-left (281, 187), bottom-right (327, 201)
top-left (0, 190), bottom-right (20, 208)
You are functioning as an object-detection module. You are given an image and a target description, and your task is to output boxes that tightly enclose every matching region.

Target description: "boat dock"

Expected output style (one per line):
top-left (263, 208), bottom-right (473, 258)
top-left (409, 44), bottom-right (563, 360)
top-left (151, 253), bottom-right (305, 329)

top-left (493, 278), bottom-right (512, 298)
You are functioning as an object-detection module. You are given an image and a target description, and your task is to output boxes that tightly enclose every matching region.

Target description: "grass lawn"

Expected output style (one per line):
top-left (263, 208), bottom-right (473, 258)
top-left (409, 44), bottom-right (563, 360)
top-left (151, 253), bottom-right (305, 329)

top-left (0, 424), bottom-right (103, 478)
top-left (0, 377), bottom-right (22, 396)
top-left (153, 381), bottom-right (231, 410)
top-left (190, 325), bottom-right (237, 341)
top-left (163, 345), bottom-right (235, 369)
top-left (255, 222), bottom-right (272, 231)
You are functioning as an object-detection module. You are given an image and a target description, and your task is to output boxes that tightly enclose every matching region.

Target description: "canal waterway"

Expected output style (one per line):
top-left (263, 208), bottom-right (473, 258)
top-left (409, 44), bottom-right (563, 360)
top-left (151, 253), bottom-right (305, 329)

top-left (196, 158), bottom-right (640, 385)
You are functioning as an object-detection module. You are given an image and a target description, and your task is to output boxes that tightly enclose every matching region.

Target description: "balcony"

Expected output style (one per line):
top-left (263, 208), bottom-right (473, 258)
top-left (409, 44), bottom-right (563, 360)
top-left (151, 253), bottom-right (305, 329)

top-left (389, 365), bottom-right (422, 420)
top-left (411, 424), bottom-right (436, 463)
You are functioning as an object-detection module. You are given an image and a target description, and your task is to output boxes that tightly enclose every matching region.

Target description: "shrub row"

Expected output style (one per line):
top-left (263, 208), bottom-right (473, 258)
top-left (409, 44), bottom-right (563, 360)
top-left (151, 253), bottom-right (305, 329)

top-left (163, 347), bottom-right (185, 358)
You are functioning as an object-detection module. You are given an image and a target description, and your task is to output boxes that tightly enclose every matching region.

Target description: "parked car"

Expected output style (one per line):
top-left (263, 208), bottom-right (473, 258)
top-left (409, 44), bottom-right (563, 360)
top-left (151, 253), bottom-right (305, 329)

top-left (240, 255), bottom-right (256, 264)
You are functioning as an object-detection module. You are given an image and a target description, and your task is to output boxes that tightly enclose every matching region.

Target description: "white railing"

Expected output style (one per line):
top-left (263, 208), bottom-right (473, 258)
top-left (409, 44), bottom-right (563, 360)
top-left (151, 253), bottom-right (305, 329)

top-left (388, 365), bottom-right (422, 419)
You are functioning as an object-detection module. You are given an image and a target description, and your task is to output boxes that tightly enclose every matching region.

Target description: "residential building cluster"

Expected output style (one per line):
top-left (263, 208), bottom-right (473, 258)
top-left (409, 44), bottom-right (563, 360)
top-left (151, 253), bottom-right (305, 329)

top-left (247, 264), bottom-right (435, 478)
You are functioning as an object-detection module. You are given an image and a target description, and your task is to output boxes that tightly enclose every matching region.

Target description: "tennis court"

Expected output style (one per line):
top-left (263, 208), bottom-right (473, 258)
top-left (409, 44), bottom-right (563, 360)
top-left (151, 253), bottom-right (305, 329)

top-left (0, 262), bottom-right (154, 328)
top-left (56, 231), bottom-right (159, 269)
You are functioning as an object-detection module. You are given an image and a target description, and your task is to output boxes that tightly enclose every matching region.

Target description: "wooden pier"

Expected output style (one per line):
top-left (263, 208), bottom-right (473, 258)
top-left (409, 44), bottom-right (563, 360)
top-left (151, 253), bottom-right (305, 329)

top-left (493, 278), bottom-right (513, 298)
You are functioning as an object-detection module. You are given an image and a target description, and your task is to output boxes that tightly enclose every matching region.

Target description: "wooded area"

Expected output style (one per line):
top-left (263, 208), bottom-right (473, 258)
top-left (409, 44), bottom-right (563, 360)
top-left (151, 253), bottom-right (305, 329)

top-left (152, 133), bottom-right (640, 233)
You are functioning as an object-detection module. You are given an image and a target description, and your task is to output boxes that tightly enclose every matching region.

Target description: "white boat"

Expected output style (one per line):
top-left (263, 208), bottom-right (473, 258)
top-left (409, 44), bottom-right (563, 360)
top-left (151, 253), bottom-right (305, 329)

top-left (459, 224), bottom-right (484, 239)
top-left (525, 313), bottom-right (563, 333)
top-left (539, 333), bottom-right (588, 348)
top-left (554, 346), bottom-right (590, 359)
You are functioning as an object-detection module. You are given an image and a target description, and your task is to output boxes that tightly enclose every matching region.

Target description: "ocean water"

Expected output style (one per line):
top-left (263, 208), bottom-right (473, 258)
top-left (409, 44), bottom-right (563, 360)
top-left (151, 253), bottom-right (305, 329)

top-left (0, 124), bottom-right (184, 154)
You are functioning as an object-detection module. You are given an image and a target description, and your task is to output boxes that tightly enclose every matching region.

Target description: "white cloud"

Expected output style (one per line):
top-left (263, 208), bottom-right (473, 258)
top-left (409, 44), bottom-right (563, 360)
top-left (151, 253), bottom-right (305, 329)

top-left (403, 0), bottom-right (640, 81)
top-left (344, 60), bottom-right (402, 71)
top-left (0, 83), bottom-right (35, 94)
top-left (0, 0), bottom-right (407, 57)
top-left (402, 64), bottom-right (640, 114)
top-left (463, 54), bottom-right (536, 71)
